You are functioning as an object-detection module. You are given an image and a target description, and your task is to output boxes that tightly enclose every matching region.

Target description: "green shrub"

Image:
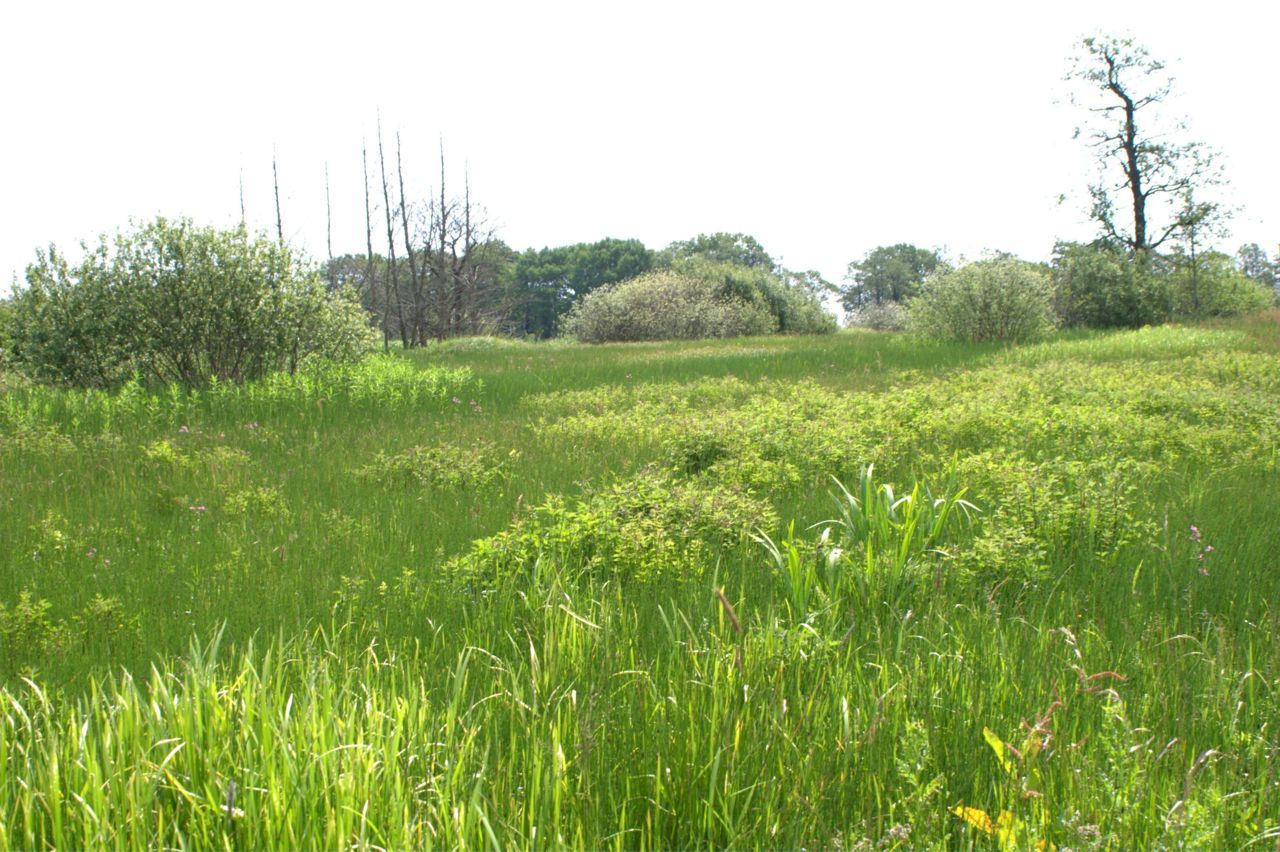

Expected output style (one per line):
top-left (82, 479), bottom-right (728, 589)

top-left (1052, 243), bottom-right (1273, 328)
top-left (0, 300), bottom-right (13, 366)
top-left (1051, 241), bottom-right (1172, 328)
top-left (845, 300), bottom-right (906, 331)
top-left (908, 257), bottom-right (1056, 343)
top-left (9, 218), bottom-right (379, 389)
top-left (357, 441), bottom-right (512, 489)
top-left (1167, 251), bottom-right (1275, 318)
top-left (448, 471), bottom-right (777, 583)
top-left (676, 259), bottom-right (837, 335)
top-left (0, 591), bottom-right (140, 670)
top-left (561, 270), bottom-right (777, 342)
top-left (562, 259), bottom-right (836, 343)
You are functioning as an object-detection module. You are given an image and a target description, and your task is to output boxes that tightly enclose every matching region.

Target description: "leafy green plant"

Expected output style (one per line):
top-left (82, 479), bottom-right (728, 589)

top-left (0, 300), bottom-right (14, 371)
top-left (1051, 240), bottom-right (1171, 328)
top-left (9, 218), bottom-right (378, 388)
top-left (909, 256), bottom-right (1057, 343)
top-left (674, 258), bottom-right (837, 335)
top-left (1, 592), bottom-right (140, 671)
top-left (224, 486), bottom-right (290, 520)
top-left (823, 465), bottom-right (976, 584)
top-left (0, 593), bottom-right (71, 663)
top-left (1166, 250), bottom-right (1275, 318)
top-left (756, 466), bottom-right (977, 619)
top-left (562, 269), bottom-right (777, 342)
top-left (1, 320), bottom-right (1278, 848)
top-left (450, 471), bottom-right (776, 584)
top-left (357, 441), bottom-right (514, 489)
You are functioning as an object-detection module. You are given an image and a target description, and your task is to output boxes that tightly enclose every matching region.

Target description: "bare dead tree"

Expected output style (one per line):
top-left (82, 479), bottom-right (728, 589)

top-left (1069, 36), bottom-right (1223, 255)
top-left (272, 146), bottom-right (284, 243)
top-left (419, 143), bottom-right (507, 340)
top-left (324, 162), bottom-right (336, 289)
top-left (424, 141), bottom-right (454, 341)
top-left (376, 117), bottom-right (408, 347)
top-left (395, 131), bottom-right (426, 346)
top-left (238, 166), bottom-right (246, 226)
top-left (361, 141), bottom-right (387, 350)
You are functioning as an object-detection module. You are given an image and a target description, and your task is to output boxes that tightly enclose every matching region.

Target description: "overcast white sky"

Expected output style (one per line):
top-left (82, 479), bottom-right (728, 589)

top-left (2, 0), bottom-right (1276, 292)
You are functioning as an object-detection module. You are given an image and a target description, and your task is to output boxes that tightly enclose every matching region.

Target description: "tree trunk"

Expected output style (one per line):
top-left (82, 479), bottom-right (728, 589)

top-left (325, 162), bottom-right (335, 290)
top-left (377, 118), bottom-right (408, 348)
top-left (1105, 49), bottom-right (1146, 252)
top-left (272, 147), bottom-right (284, 244)
top-left (363, 142), bottom-right (388, 351)
top-left (396, 132), bottom-right (425, 347)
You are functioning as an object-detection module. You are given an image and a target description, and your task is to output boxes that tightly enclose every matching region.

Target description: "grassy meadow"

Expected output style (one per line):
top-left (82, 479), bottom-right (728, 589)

top-left (2, 316), bottom-right (1279, 848)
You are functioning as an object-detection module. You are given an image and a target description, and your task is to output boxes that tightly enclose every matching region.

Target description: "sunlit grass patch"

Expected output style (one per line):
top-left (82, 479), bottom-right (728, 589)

top-left (357, 441), bottom-right (516, 490)
top-left (1, 320), bottom-right (1279, 847)
top-left (0, 354), bottom-right (479, 434)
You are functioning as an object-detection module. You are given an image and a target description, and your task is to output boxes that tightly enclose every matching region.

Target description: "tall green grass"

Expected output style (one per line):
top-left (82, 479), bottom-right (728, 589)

top-left (2, 319), bottom-right (1278, 846)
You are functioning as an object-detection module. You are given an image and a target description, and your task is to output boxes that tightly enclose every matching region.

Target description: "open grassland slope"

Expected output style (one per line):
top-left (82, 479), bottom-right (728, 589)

top-left (1, 321), bottom-right (1278, 847)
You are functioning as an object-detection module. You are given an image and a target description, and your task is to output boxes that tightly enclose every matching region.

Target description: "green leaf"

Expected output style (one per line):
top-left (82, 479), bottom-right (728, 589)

top-left (983, 726), bottom-right (1015, 774)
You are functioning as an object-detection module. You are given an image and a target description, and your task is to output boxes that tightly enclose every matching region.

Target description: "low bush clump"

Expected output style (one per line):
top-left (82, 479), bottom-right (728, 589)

top-left (563, 262), bottom-right (835, 343)
top-left (562, 270), bottom-right (776, 342)
top-left (357, 441), bottom-right (512, 489)
top-left (448, 470), bottom-right (776, 583)
top-left (845, 300), bottom-right (906, 331)
top-left (9, 217), bottom-right (378, 389)
top-left (908, 256), bottom-right (1056, 343)
top-left (1052, 242), bottom-right (1275, 329)
top-left (1166, 251), bottom-right (1275, 318)
top-left (0, 301), bottom-right (13, 368)
top-left (1051, 241), bottom-right (1171, 328)
top-left (674, 259), bottom-right (838, 335)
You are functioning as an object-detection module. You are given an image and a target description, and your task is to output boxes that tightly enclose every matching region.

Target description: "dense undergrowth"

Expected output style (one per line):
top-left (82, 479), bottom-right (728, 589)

top-left (1, 321), bottom-right (1278, 847)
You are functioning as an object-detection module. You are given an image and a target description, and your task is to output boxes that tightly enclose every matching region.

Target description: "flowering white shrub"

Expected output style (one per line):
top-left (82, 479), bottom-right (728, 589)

top-left (562, 270), bottom-right (777, 343)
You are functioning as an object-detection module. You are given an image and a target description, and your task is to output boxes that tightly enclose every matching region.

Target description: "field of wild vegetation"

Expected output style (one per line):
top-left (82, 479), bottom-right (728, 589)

top-left (2, 316), bottom-right (1279, 848)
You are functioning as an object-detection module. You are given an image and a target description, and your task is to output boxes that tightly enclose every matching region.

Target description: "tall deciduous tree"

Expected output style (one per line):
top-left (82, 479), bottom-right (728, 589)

top-left (841, 244), bottom-right (946, 311)
top-left (376, 118), bottom-right (408, 347)
top-left (1170, 189), bottom-right (1230, 313)
top-left (417, 146), bottom-right (510, 340)
top-left (1236, 243), bottom-right (1278, 293)
top-left (1068, 36), bottom-right (1223, 255)
top-left (659, 233), bottom-right (774, 271)
top-left (512, 238), bottom-right (654, 338)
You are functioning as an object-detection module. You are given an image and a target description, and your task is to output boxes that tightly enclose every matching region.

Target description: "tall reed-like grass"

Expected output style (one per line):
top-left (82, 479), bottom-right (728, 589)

top-left (1, 322), bottom-right (1278, 846)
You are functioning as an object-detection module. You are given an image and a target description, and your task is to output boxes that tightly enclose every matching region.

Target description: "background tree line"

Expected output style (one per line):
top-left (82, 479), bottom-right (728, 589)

top-left (2, 33), bottom-right (1276, 386)
top-left (837, 34), bottom-right (1278, 341)
top-left (328, 213), bottom-right (839, 343)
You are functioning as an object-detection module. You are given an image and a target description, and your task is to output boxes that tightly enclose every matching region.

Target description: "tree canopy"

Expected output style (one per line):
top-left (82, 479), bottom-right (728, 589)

top-left (1237, 243), bottom-right (1278, 293)
top-left (659, 233), bottom-right (775, 271)
top-left (1068, 35), bottom-right (1224, 254)
top-left (11, 218), bottom-right (377, 388)
top-left (512, 238), bottom-right (654, 338)
top-left (841, 244), bottom-right (947, 310)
